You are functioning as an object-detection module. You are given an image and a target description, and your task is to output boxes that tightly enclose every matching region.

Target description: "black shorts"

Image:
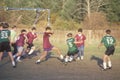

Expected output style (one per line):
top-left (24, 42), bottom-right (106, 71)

top-left (67, 50), bottom-right (79, 56)
top-left (105, 46), bottom-right (115, 56)
top-left (0, 42), bottom-right (11, 52)
top-left (27, 43), bottom-right (34, 49)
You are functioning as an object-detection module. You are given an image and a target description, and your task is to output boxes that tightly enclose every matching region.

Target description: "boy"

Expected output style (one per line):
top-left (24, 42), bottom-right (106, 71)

top-left (98, 29), bottom-right (116, 71)
top-left (36, 26), bottom-right (64, 64)
top-left (10, 25), bottom-right (17, 55)
top-left (13, 29), bottom-right (27, 62)
top-left (26, 27), bottom-right (37, 57)
top-left (64, 33), bottom-right (78, 63)
top-left (75, 28), bottom-right (86, 60)
top-left (0, 22), bottom-right (16, 68)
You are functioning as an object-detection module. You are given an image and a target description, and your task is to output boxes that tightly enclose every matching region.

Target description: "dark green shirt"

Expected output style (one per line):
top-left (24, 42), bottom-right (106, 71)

top-left (0, 29), bottom-right (11, 43)
top-left (67, 38), bottom-right (78, 53)
top-left (101, 35), bottom-right (116, 48)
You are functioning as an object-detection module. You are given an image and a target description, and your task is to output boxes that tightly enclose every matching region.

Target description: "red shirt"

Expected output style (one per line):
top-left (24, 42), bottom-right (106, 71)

top-left (16, 33), bottom-right (26, 46)
top-left (27, 32), bottom-right (37, 44)
top-left (43, 32), bottom-right (53, 49)
top-left (75, 34), bottom-right (86, 47)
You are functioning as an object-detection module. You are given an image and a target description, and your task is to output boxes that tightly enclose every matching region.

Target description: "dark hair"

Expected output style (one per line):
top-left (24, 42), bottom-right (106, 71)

top-left (21, 29), bottom-right (26, 33)
top-left (45, 26), bottom-right (51, 31)
top-left (106, 29), bottom-right (111, 34)
top-left (12, 25), bottom-right (16, 29)
top-left (31, 27), bottom-right (36, 30)
top-left (78, 28), bottom-right (83, 32)
top-left (67, 33), bottom-right (72, 37)
top-left (1, 22), bottom-right (9, 28)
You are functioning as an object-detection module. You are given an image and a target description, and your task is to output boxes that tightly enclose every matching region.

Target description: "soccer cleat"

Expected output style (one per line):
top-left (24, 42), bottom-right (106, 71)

top-left (108, 67), bottom-right (112, 69)
top-left (35, 60), bottom-right (41, 64)
top-left (16, 59), bottom-right (22, 62)
top-left (102, 68), bottom-right (107, 71)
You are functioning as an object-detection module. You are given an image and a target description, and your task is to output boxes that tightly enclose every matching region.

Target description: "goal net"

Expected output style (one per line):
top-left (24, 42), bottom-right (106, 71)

top-left (0, 7), bottom-right (50, 28)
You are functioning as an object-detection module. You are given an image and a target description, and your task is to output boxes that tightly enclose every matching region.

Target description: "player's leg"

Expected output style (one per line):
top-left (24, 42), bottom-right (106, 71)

top-left (77, 46), bottom-right (81, 60)
top-left (107, 56), bottom-right (112, 69)
top-left (8, 51), bottom-right (16, 67)
top-left (0, 52), bottom-right (3, 61)
top-left (52, 47), bottom-right (64, 59)
top-left (80, 45), bottom-right (84, 60)
top-left (103, 54), bottom-right (107, 70)
top-left (36, 51), bottom-right (48, 64)
top-left (28, 46), bottom-right (35, 55)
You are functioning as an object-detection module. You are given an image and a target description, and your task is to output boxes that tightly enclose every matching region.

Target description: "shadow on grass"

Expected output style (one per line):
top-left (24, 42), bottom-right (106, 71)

top-left (90, 55), bottom-right (103, 68)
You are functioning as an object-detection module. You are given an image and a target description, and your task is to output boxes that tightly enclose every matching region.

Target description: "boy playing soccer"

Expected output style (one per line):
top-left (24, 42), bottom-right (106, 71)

top-left (26, 27), bottom-right (37, 57)
top-left (36, 26), bottom-right (64, 64)
top-left (98, 29), bottom-right (116, 71)
top-left (13, 29), bottom-right (27, 62)
top-left (0, 22), bottom-right (16, 68)
top-left (64, 33), bottom-right (78, 63)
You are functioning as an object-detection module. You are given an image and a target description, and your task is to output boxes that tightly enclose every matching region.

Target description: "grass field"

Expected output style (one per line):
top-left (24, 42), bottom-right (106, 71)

top-left (0, 30), bottom-right (120, 80)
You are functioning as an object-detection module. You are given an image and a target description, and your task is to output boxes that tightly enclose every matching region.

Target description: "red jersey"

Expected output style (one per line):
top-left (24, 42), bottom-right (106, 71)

top-left (16, 33), bottom-right (26, 46)
top-left (27, 32), bottom-right (37, 44)
top-left (75, 34), bottom-right (86, 47)
top-left (43, 32), bottom-right (53, 49)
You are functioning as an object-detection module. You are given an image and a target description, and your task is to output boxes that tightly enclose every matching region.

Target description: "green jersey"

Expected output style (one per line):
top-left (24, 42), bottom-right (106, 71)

top-left (0, 29), bottom-right (11, 43)
top-left (101, 35), bottom-right (116, 48)
top-left (67, 38), bottom-right (78, 53)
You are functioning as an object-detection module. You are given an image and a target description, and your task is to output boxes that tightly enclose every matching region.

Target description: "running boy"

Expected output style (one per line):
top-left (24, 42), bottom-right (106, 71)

top-left (98, 29), bottom-right (116, 71)
top-left (26, 27), bottom-right (37, 57)
top-left (75, 28), bottom-right (86, 60)
top-left (64, 33), bottom-right (78, 63)
top-left (0, 22), bottom-right (16, 68)
top-left (36, 26), bottom-right (64, 64)
top-left (13, 29), bottom-right (27, 62)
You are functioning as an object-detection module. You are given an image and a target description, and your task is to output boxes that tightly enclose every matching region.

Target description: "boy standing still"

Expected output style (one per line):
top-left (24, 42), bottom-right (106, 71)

top-left (13, 29), bottom-right (27, 62)
top-left (98, 29), bottom-right (116, 71)
top-left (0, 22), bottom-right (16, 68)
top-left (75, 28), bottom-right (86, 60)
top-left (36, 27), bottom-right (64, 64)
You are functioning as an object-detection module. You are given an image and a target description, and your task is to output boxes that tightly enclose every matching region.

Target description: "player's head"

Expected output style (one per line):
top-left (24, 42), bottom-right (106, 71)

top-left (31, 27), bottom-right (36, 32)
top-left (67, 33), bottom-right (73, 37)
top-left (106, 29), bottom-right (111, 34)
top-left (21, 29), bottom-right (27, 34)
top-left (45, 26), bottom-right (51, 31)
top-left (78, 28), bottom-right (83, 32)
top-left (12, 25), bottom-right (17, 30)
top-left (1, 22), bottom-right (9, 29)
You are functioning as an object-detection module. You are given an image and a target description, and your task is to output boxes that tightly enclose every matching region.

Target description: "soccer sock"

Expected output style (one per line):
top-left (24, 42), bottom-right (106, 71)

top-left (60, 55), bottom-right (64, 59)
top-left (28, 49), bottom-right (34, 55)
top-left (65, 57), bottom-right (68, 62)
top-left (103, 62), bottom-right (107, 69)
top-left (36, 59), bottom-right (41, 62)
top-left (12, 61), bottom-right (15, 66)
top-left (108, 61), bottom-right (112, 67)
top-left (81, 56), bottom-right (84, 60)
top-left (16, 56), bottom-right (21, 61)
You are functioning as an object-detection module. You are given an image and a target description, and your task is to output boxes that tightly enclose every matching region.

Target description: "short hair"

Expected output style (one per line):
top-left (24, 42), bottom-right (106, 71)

top-left (12, 25), bottom-right (16, 29)
top-left (2, 22), bottom-right (9, 28)
top-left (106, 29), bottom-right (111, 34)
top-left (21, 29), bottom-right (26, 33)
top-left (45, 26), bottom-right (51, 30)
top-left (67, 33), bottom-right (73, 37)
top-left (78, 28), bottom-right (83, 32)
top-left (31, 27), bottom-right (36, 30)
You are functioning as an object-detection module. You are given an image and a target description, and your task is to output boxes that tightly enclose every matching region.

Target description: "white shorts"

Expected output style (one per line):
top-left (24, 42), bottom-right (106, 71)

top-left (17, 46), bottom-right (24, 53)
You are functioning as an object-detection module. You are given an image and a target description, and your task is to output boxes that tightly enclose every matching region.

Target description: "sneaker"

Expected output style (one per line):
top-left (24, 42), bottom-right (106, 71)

top-left (35, 60), bottom-right (41, 64)
top-left (16, 59), bottom-right (22, 62)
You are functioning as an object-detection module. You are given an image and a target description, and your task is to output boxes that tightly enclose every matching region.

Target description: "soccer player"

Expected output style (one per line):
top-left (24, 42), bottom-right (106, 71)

top-left (36, 26), bottom-right (64, 64)
top-left (13, 29), bottom-right (27, 62)
top-left (75, 28), bottom-right (86, 60)
top-left (98, 29), bottom-right (116, 71)
top-left (26, 27), bottom-right (37, 57)
top-left (64, 33), bottom-right (78, 63)
top-left (10, 25), bottom-right (17, 55)
top-left (0, 22), bottom-right (16, 68)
